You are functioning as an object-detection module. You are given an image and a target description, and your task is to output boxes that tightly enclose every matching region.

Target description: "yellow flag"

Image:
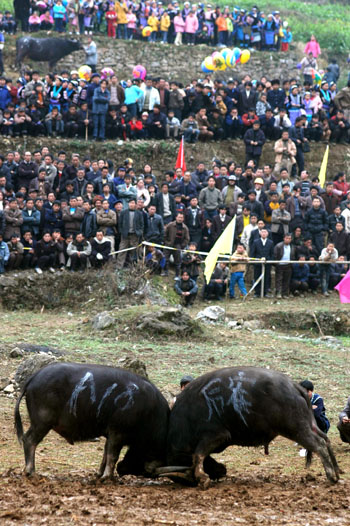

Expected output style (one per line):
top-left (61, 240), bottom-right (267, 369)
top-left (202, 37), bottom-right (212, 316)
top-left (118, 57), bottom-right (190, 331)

top-left (318, 144), bottom-right (329, 188)
top-left (204, 215), bottom-right (236, 284)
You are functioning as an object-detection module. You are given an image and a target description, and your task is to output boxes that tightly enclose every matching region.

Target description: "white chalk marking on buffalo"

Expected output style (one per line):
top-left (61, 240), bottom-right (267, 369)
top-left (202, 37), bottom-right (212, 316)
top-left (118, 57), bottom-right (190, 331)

top-left (113, 383), bottom-right (139, 410)
top-left (69, 372), bottom-right (96, 416)
top-left (96, 383), bottom-right (118, 417)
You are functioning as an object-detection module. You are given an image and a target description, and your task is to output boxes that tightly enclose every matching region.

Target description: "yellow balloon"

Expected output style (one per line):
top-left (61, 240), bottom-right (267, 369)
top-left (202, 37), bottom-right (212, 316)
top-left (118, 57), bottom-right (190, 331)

top-left (142, 26), bottom-right (152, 37)
top-left (240, 49), bottom-right (251, 64)
top-left (204, 56), bottom-right (215, 71)
top-left (216, 62), bottom-right (227, 71)
top-left (78, 65), bottom-right (92, 81)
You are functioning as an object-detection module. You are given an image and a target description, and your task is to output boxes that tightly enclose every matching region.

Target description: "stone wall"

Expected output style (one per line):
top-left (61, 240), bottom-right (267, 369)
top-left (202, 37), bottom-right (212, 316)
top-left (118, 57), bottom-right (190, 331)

top-left (1, 135), bottom-right (349, 181)
top-left (6, 34), bottom-right (305, 84)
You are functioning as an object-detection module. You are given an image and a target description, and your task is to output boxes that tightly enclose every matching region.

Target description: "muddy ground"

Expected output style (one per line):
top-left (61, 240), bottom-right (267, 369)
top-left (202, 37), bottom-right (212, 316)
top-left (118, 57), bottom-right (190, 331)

top-left (1, 296), bottom-right (350, 525)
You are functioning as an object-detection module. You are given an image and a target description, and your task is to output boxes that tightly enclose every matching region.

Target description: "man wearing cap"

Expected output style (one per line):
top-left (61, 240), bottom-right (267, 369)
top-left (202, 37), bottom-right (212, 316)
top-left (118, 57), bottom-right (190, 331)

top-left (243, 120), bottom-right (266, 167)
top-left (221, 175), bottom-right (242, 207)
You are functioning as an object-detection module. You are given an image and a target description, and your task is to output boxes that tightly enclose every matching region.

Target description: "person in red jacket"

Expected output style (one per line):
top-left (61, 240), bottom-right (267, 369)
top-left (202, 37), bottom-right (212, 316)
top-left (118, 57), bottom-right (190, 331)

top-left (242, 109), bottom-right (259, 133)
top-left (106, 8), bottom-right (117, 38)
top-left (129, 115), bottom-right (145, 139)
top-left (333, 172), bottom-right (349, 200)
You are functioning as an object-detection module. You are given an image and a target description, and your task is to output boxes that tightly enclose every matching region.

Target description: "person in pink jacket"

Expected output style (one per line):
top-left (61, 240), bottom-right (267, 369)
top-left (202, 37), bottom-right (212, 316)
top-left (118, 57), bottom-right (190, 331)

top-left (185, 12), bottom-right (199, 46)
top-left (174, 13), bottom-right (185, 46)
top-left (304, 35), bottom-right (321, 58)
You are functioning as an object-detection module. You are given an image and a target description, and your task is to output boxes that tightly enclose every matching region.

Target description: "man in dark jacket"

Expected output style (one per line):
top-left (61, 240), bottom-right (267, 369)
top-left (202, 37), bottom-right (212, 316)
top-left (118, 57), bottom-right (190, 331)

top-left (146, 105), bottom-right (167, 139)
top-left (238, 82), bottom-right (257, 115)
top-left (274, 233), bottom-right (296, 298)
top-left (116, 198), bottom-right (144, 269)
top-left (174, 269), bottom-right (198, 306)
top-left (178, 171), bottom-right (198, 206)
top-left (145, 204), bottom-right (164, 244)
top-left (90, 230), bottom-right (111, 267)
top-left (185, 196), bottom-right (204, 247)
top-left (244, 190), bottom-right (264, 220)
top-left (212, 205), bottom-right (231, 241)
top-left (17, 151), bottom-right (38, 189)
top-left (81, 200), bottom-right (97, 240)
top-left (329, 221), bottom-right (350, 258)
top-left (43, 201), bottom-right (63, 234)
top-left (267, 80), bottom-right (286, 112)
top-left (243, 121), bottom-right (266, 167)
top-left (164, 212), bottom-right (190, 277)
top-left (155, 183), bottom-right (175, 225)
top-left (250, 228), bottom-right (274, 297)
top-left (328, 205), bottom-right (345, 233)
top-left (34, 231), bottom-right (57, 273)
top-left (303, 196), bottom-right (328, 255)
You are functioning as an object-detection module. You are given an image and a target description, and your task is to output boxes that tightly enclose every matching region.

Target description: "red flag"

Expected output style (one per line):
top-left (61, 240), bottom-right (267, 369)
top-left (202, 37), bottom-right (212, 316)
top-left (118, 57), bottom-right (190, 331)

top-left (174, 136), bottom-right (186, 178)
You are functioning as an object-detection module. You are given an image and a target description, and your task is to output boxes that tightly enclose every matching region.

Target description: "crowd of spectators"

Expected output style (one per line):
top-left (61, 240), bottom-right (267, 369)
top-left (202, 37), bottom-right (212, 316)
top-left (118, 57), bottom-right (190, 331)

top-left (0, 68), bottom-right (349, 145)
top-left (0, 146), bottom-right (349, 304)
top-left (13, 1), bottom-right (292, 50)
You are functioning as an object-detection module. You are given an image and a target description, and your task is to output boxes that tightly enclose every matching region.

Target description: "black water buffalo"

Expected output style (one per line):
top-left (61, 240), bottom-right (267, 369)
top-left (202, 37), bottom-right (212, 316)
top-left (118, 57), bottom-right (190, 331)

top-left (16, 37), bottom-right (82, 70)
top-left (165, 367), bottom-right (340, 487)
top-left (15, 362), bottom-right (169, 479)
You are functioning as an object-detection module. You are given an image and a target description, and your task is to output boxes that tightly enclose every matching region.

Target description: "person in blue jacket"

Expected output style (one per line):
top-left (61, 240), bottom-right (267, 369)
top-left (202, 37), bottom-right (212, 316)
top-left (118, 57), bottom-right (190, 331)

top-left (0, 76), bottom-right (11, 110)
top-left (0, 232), bottom-right (9, 273)
top-left (92, 79), bottom-right (110, 141)
top-left (300, 380), bottom-right (330, 434)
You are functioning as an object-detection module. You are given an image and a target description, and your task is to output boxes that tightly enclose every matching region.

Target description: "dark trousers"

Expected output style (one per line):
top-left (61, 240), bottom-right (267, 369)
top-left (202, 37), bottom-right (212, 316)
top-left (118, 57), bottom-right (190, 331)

top-left (116, 233), bottom-right (139, 269)
top-left (203, 281), bottom-right (226, 299)
top-left (70, 253), bottom-right (88, 271)
top-left (295, 146), bottom-right (304, 174)
top-left (165, 247), bottom-right (182, 276)
top-left (37, 254), bottom-right (55, 269)
top-left (275, 263), bottom-right (292, 295)
top-left (7, 252), bottom-right (23, 270)
top-left (93, 113), bottom-right (107, 139)
top-left (22, 252), bottom-right (35, 269)
top-left (320, 265), bottom-right (332, 293)
top-left (183, 292), bottom-right (197, 306)
top-left (254, 264), bottom-right (271, 296)
top-left (310, 232), bottom-right (324, 256)
top-left (291, 280), bottom-right (309, 293)
top-left (65, 121), bottom-right (79, 137)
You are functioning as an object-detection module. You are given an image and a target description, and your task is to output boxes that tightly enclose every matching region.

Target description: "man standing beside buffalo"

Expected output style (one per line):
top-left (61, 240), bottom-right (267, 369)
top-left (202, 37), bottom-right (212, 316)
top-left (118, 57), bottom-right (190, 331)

top-left (84, 36), bottom-right (97, 73)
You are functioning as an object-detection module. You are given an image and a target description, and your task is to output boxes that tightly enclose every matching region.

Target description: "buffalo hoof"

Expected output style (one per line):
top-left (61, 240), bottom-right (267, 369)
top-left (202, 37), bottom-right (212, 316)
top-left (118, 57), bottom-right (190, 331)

top-left (203, 457), bottom-right (227, 480)
top-left (198, 475), bottom-right (211, 490)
